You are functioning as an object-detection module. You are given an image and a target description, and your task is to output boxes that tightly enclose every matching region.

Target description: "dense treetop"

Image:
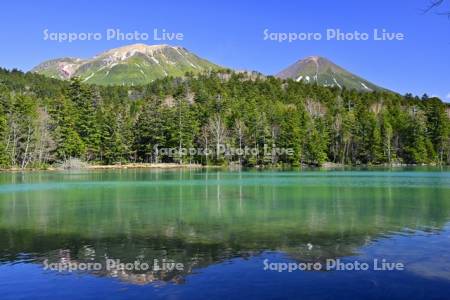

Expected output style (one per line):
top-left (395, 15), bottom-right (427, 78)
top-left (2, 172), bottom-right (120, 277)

top-left (0, 67), bottom-right (449, 168)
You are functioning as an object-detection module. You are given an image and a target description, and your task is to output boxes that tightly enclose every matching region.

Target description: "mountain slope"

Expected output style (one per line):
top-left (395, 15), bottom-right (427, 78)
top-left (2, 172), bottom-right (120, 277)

top-left (276, 56), bottom-right (385, 92)
top-left (31, 44), bottom-right (221, 85)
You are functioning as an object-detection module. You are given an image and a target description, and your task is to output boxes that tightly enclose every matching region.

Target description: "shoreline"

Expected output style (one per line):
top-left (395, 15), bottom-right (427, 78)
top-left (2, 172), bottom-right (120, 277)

top-left (86, 163), bottom-right (205, 170)
top-left (0, 163), bottom-right (207, 172)
top-left (0, 162), bottom-right (446, 172)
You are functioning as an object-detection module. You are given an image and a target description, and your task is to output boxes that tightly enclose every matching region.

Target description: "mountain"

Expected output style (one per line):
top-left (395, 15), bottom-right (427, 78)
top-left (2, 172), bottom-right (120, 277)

top-left (31, 44), bottom-right (221, 85)
top-left (32, 48), bottom-right (387, 91)
top-left (276, 56), bottom-right (385, 92)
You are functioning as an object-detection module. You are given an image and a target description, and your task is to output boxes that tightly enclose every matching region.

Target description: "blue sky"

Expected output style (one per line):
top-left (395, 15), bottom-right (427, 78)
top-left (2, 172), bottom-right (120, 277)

top-left (0, 0), bottom-right (449, 100)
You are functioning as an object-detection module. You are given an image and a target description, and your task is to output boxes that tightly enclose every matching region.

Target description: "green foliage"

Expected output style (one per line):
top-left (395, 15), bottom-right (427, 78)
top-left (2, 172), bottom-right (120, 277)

top-left (50, 96), bottom-right (85, 160)
top-left (133, 97), bottom-right (171, 163)
top-left (0, 68), bottom-right (449, 168)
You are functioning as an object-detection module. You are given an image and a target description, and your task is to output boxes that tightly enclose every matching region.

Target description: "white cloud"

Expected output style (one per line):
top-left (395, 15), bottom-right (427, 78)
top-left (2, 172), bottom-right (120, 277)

top-left (446, 93), bottom-right (450, 100)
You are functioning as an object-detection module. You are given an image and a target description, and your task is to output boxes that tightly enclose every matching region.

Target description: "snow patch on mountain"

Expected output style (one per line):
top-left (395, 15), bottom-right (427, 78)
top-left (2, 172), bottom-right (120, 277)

top-left (360, 82), bottom-right (372, 91)
top-left (83, 73), bottom-right (95, 82)
top-left (150, 57), bottom-right (160, 64)
top-left (333, 78), bottom-right (342, 89)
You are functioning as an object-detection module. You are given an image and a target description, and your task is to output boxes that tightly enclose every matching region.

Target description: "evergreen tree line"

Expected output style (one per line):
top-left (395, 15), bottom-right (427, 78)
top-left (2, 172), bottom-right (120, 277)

top-left (0, 68), bottom-right (449, 168)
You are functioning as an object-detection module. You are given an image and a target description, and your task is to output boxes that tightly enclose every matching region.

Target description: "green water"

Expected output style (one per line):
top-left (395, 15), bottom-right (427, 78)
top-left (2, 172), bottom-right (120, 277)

top-left (0, 169), bottom-right (449, 299)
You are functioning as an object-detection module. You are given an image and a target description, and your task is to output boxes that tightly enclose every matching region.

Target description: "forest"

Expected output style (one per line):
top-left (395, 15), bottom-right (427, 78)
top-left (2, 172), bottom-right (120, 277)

top-left (0, 67), bottom-right (449, 168)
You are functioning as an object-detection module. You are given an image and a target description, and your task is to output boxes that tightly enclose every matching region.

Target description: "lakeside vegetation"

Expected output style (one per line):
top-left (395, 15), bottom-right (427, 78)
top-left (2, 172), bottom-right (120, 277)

top-left (0, 68), bottom-right (449, 169)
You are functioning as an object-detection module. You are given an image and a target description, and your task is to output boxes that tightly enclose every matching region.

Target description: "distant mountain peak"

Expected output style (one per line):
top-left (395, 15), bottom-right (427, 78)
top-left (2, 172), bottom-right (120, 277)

top-left (304, 55), bottom-right (321, 61)
top-left (96, 44), bottom-right (179, 59)
top-left (31, 43), bottom-right (221, 85)
top-left (276, 56), bottom-right (386, 92)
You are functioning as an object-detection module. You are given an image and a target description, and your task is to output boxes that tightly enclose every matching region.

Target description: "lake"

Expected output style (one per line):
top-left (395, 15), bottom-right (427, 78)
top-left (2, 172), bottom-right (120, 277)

top-left (0, 169), bottom-right (449, 299)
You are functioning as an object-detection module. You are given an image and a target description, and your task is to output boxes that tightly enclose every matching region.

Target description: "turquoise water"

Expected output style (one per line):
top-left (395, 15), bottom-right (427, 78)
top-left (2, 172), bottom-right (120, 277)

top-left (0, 169), bottom-right (449, 299)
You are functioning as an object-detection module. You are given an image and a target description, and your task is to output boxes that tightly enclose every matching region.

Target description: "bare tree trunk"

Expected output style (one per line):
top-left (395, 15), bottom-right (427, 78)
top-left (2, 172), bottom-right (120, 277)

top-left (21, 125), bottom-right (32, 169)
